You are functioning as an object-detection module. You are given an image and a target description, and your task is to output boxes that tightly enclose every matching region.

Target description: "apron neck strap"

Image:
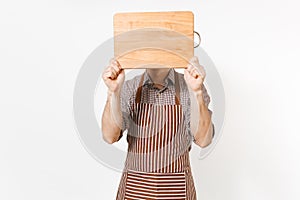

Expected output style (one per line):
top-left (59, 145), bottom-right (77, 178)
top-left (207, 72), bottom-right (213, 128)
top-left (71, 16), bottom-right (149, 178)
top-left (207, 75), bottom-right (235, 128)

top-left (174, 71), bottom-right (180, 105)
top-left (135, 70), bottom-right (181, 105)
top-left (135, 73), bottom-right (144, 104)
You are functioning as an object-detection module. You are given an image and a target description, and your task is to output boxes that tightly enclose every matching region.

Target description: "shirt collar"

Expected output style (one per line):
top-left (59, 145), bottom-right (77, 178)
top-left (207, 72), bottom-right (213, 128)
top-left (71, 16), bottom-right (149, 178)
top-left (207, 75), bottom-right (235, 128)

top-left (143, 68), bottom-right (175, 87)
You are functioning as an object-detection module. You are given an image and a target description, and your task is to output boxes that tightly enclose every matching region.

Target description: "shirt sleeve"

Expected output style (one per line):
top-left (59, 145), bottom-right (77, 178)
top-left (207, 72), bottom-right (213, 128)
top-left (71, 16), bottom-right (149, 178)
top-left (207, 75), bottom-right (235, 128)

top-left (116, 82), bottom-right (129, 141)
top-left (202, 85), bottom-right (215, 140)
top-left (117, 81), bottom-right (133, 141)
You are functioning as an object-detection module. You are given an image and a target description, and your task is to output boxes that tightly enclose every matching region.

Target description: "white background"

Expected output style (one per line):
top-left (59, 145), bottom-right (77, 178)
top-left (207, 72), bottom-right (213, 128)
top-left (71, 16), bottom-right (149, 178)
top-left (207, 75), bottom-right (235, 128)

top-left (1, 0), bottom-right (300, 199)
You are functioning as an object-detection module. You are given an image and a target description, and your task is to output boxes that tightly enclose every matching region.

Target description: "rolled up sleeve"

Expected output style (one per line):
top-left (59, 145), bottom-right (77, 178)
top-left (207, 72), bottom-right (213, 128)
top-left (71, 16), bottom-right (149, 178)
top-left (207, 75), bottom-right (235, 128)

top-left (118, 81), bottom-right (134, 141)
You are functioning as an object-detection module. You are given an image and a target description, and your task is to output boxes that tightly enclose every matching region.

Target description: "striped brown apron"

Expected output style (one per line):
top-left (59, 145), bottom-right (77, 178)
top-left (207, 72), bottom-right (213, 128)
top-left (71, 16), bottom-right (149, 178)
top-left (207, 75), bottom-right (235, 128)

top-left (116, 72), bottom-right (196, 200)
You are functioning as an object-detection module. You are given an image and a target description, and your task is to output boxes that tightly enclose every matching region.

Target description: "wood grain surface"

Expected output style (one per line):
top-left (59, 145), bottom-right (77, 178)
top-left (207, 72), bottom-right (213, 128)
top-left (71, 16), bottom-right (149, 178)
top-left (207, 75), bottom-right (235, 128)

top-left (114, 11), bottom-right (194, 69)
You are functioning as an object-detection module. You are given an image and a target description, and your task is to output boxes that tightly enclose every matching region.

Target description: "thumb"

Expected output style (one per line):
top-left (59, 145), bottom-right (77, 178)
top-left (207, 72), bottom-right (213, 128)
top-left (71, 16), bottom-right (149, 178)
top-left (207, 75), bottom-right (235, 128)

top-left (184, 69), bottom-right (191, 81)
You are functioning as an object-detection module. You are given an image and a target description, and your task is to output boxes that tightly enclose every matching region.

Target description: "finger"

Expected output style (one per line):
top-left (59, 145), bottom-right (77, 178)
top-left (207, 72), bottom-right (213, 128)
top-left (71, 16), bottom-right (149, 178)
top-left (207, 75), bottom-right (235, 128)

top-left (190, 56), bottom-right (199, 63)
top-left (189, 56), bottom-right (199, 67)
top-left (185, 68), bottom-right (197, 80)
top-left (104, 66), bottom-right (117, 79)
top-left (109, 67), bottom-right (118, 79)
top-left (103, 67), bottom-right (112, 77)
top-left (190, 61), bottom-right (206, 79)
top-left (187, 64), bottom-right (199, 78)
top-left (190, 57), bottom-right (199, 67)
top-left (114, 59), bottom-right (122, 70)
top-left (102, 71), bottom-right (108, 80)
top-left (111, 63), bottom-right (121, 75)
top-left (186, 64), bottom-right (194, 73)
top-left (109, 58), bottom-right (116, 65)
top-left (184, 69), bottom-right (191, 81)
top-left (197, 65), bottom-right (206, 79)
top-left (191, 68), bottom-right (200, 78)
top-left (110, 58), bottom-right (122, 70)
top-left (199, 71), bottom-right (205, 79)
top-left (102, 70), bottom-right (113, 80)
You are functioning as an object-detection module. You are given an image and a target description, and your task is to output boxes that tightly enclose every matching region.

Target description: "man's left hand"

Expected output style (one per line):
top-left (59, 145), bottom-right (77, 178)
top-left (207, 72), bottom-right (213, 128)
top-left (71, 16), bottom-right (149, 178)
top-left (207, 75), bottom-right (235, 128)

top-left (184, 56), bottom-right (206, 94)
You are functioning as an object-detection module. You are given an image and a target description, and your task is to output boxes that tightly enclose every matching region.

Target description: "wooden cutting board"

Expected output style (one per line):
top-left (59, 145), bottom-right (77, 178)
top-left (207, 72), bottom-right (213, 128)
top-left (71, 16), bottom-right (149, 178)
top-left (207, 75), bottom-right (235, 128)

top-left (113, 11), bottom-right (194, 69)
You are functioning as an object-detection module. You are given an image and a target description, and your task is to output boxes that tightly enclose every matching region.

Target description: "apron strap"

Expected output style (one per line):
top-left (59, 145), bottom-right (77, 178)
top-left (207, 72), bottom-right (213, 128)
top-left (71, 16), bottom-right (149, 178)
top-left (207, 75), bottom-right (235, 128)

top-left (174, 71), bottom-right (180, 105)
top-left (135, 73), bottom-right (145, 104)
top-left (135, 70), bottom-right (181, 105)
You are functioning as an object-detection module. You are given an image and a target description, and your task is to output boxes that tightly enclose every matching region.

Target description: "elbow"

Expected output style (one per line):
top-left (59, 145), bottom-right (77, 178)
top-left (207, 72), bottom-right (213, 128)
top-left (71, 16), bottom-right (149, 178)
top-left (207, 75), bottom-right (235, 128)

top-left (194, 134), bottom-right (212, 148)
top-left (194, 133), bottom-right (213, 148)
top-left (196, 122), bottom-right (214, 148)
top-left (103, 136), bottom-right (117, 144)
top-left (102, 132), bottom-right (118, 144)
top-left (197, 139), bottom-right (212, 148)
top-left (101, 128), bottom-right (119, 144)
top-left (194, 137), bottom-right (212, 148)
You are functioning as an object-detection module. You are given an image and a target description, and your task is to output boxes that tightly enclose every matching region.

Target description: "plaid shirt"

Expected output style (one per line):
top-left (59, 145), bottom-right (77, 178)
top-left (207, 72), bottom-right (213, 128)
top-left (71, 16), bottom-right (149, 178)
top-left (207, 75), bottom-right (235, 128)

top-left (119, 68), bottom-right (213, 142)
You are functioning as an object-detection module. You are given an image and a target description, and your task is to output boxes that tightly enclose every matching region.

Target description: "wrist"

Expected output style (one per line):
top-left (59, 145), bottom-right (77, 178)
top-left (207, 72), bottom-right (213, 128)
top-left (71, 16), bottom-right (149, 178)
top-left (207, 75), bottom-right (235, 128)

top-left (107, 90), bottom-right (121, 100)
top-left (193, 89), bottom-right (206, 105)
top-left (194, 89), bottom-right (203, 97)
top-left (192, 88), bottom-right (203, 100)
top-left (191, 83), bottom-right (203, 95)
top-left (108, 88), bottom-right (121, 95)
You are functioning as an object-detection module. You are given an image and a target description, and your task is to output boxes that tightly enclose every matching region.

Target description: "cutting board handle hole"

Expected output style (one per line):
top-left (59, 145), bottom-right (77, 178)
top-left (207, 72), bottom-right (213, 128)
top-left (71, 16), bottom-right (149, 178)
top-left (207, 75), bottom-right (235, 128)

top-left (194, 31), bottom-right (201, 48)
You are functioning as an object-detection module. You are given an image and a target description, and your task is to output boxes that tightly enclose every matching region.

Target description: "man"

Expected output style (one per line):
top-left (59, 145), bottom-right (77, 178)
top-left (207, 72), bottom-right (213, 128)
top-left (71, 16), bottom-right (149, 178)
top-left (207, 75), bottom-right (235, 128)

top-left (102, 56), bottom-right (214, 199)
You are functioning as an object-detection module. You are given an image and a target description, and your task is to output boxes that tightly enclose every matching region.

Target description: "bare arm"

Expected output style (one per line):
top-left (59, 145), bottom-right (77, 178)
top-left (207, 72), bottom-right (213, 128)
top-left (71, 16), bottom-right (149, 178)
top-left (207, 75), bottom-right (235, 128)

top-left (101, 58), bottom-right (125, 144)
top-left (101, 91), bottom-right (122, 144)
top-left (184, 56), bottom-right (214, 148)
top-left (192, 90), bottom-right (214, 148)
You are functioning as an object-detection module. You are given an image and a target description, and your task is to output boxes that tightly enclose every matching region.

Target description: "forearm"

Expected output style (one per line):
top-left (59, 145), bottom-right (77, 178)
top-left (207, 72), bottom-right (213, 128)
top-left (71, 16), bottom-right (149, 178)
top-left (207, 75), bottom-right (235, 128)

top-left (193, 91), bottom-right (214, 148)
top-left (101, 91), bottom-right (122, 144)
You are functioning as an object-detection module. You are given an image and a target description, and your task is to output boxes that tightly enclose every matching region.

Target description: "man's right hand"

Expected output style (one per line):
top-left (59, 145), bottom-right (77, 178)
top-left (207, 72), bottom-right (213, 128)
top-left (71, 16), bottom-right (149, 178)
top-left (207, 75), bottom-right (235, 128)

top-left (102, 58), bottom-right (125, 93)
